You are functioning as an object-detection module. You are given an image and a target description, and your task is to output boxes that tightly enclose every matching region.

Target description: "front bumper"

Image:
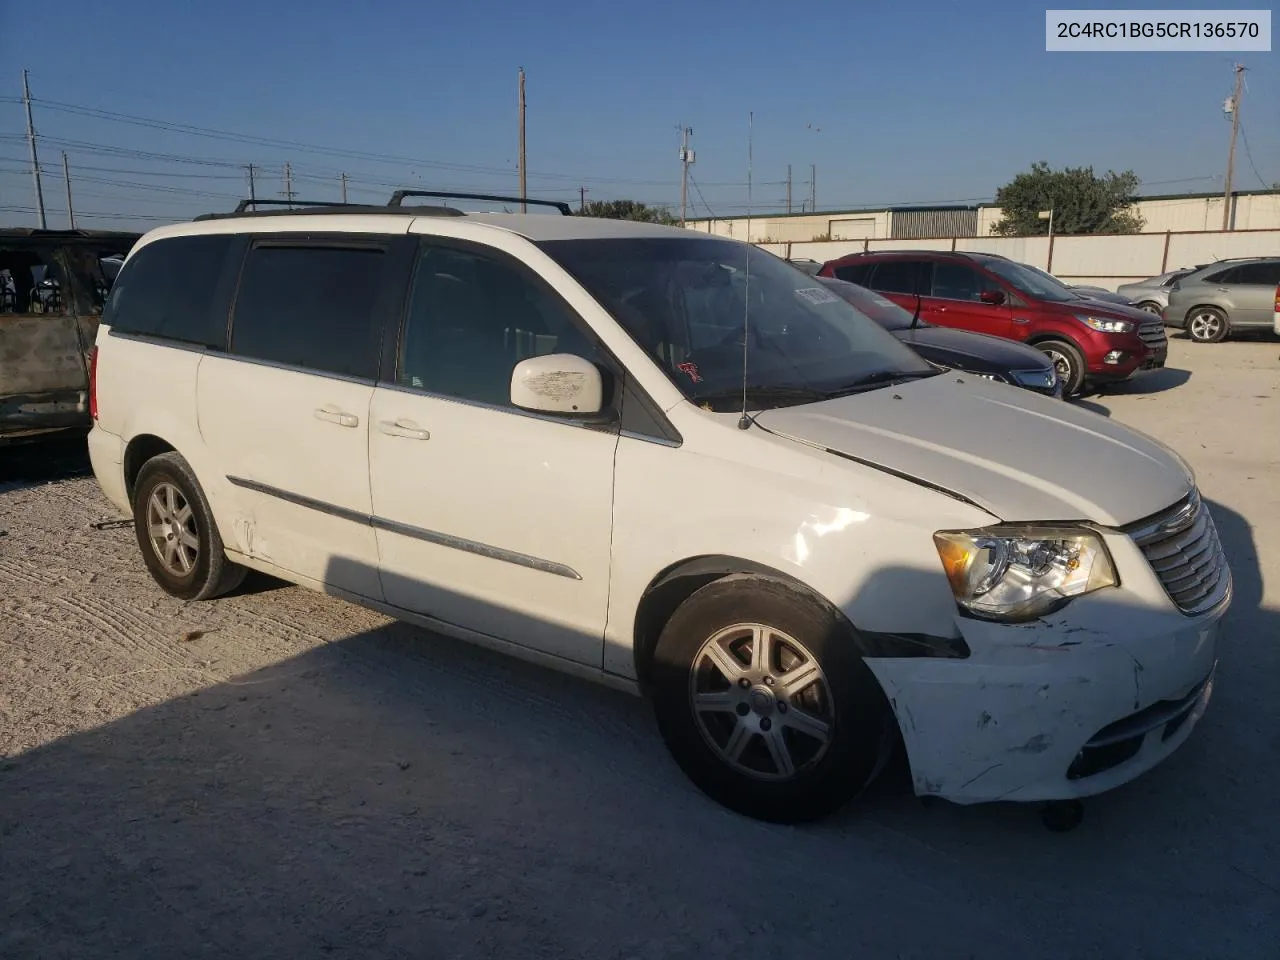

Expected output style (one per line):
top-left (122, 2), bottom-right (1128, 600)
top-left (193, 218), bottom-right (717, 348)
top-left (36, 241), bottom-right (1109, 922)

top-left (864, 533), bottom-right (1228, 805)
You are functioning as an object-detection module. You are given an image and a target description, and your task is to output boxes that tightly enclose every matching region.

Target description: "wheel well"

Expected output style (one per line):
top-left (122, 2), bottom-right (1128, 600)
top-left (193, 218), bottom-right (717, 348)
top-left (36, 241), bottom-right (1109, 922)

top-left (631, 557), bottom-right (852, 693)
top-left (1026, 334), bottom-right (1080, 351)
top-left (123, 435), bottom-right (176, 501)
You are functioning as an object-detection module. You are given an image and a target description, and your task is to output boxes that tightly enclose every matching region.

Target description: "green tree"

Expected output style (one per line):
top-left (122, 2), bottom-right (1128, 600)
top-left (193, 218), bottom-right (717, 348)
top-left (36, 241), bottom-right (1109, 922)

top-left (578, 199), bottom-right (678, 225)
top-left (991, 162), bottom-right (1144, 236)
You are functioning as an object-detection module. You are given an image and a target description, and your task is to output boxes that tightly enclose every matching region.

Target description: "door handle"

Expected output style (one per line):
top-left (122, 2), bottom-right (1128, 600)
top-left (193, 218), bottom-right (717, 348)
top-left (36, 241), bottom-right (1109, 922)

top-left (1013, 317), bottom-right (1030, 324)
top-left (378, 418), bottom-right (430, 440)
top-left (314, 405), bottom-right (359, 428)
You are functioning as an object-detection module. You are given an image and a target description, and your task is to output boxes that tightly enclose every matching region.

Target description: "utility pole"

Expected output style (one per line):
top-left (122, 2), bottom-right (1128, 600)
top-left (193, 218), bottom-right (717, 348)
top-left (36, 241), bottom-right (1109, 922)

top-left (786, 164), bottom-right (792, 215)
top-left (579, 185), bottom-right (587, 212)
top-left (678, 125), bottom-right (694, 226)
top-left (21, 69), bottom-right (47, 229)
top-left (61, 151), bottom-right (74, 228)
top-left (518, 68), bottom-right (527, 213)
top-left (246, 163), bottom-right (257, 207)
top-left (810, 164), bottom-right (816, 213)
top-left (1222, 63), bottom-right (1246, 231)
top-left (340, 172), bottom-right (348, 203)
top-left (283, 162), bottom-right (295, 206)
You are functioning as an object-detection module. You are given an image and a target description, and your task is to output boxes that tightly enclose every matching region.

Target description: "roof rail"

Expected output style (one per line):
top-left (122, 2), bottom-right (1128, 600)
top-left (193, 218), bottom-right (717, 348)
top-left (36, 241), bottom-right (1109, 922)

top-left (194, 200), bottom-right (465, 222)
top-left (233, 198), bottom-right (365, 213)
top-left (388, 189), bottom-right (572, 215)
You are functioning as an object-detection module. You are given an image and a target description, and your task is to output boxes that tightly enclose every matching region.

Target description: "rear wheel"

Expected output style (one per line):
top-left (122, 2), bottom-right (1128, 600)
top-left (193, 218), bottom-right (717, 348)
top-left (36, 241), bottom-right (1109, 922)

top-left (1186, 307), bottom-right (1228, 343)
top-left (132, 452), bottom-right (246, 601)
top-left (650, 576), bottom-right (892, 824)
top-left (1035, 339), bottom-right (1085, 398)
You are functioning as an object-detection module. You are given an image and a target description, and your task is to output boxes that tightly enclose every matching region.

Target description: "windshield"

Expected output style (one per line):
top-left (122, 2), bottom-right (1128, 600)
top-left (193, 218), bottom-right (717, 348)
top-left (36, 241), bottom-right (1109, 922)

top-left (980, 258), bottom-right (1079, 302)
top-left (540, 238), bottom-right (937, 411)
top-left (815, 276), bottom-right (918, 331)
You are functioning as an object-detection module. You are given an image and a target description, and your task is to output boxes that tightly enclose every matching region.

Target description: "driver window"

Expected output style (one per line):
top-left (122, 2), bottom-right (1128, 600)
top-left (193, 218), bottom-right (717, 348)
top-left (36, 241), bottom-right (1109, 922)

top-left (398, 244), bottom-right (606, 409)
top-left (0, 247), bottom-right (71, 317)
top-left (931, 262), bottom-right (995, 302)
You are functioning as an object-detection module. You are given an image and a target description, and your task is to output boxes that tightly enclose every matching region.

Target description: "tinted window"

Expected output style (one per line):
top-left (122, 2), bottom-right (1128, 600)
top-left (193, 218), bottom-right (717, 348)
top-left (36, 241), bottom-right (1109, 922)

top-left (231, 244), bottom-right (387, 379)
top-left (105, 235), bottom-right (231, 346)
top-left (1229, 262), bottom-right (1280, 285)
top-left (1201, 267), bottom-right (1238, 284)
top-left (399, 244), bottom-right (605, 408)
top-left (931, 262), bottom-right (993, 301)
top-left (868, 260), bottom-right (925, 295)
top-left (833, 262), bottom-right (873, 285)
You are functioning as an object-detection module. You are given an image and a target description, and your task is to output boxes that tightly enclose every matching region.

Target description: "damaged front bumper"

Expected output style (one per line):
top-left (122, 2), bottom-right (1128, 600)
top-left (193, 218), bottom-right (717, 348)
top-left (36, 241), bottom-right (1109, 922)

top-left (864, 533), bottom-right (1228, 805)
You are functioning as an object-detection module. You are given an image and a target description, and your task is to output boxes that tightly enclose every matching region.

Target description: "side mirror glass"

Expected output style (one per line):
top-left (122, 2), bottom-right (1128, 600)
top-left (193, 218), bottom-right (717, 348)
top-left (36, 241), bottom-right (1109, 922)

top-left (979, 289), bottom-right (1006, 305)
top-left (510, 353), bottom-right (605, 417)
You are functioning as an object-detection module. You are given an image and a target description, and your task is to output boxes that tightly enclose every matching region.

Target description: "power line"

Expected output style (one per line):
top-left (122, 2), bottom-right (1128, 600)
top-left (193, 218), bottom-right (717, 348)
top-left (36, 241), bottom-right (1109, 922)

top-left (687, 171), bottom-right (717, 218)
top-left (1238, 123), bottom-right (1271, 189)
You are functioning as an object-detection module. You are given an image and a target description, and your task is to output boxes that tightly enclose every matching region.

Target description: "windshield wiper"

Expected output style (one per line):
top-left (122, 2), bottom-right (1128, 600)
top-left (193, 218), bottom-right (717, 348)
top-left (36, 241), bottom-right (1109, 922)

top-left (825, 369), bottom-right (939, 397)
top-left (693, 385), bottom-right (833, 408)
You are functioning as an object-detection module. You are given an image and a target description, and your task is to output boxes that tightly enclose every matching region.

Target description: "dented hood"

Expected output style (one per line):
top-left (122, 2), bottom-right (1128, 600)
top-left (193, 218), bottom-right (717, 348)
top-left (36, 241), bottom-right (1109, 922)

top-left (754, 375), bottom-right (1192, 527)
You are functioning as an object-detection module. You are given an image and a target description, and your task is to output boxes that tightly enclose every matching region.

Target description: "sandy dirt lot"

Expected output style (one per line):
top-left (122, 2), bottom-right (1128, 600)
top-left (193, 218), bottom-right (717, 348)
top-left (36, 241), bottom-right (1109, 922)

top-left (2, 337), bottom-right (1277, 959)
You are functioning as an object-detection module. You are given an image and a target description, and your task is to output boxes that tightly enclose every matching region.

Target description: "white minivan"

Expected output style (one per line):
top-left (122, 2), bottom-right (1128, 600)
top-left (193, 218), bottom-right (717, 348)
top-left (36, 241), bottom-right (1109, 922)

top-left (87, 196), bottom-right (1230, 824)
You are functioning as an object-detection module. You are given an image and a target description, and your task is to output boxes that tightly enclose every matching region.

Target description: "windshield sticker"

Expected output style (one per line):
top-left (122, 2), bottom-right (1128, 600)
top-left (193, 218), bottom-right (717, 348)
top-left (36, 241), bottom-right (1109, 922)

top-left (677, 361), bottom-right (703, 384)
top-left (794, 286), bottom-right (840, 306)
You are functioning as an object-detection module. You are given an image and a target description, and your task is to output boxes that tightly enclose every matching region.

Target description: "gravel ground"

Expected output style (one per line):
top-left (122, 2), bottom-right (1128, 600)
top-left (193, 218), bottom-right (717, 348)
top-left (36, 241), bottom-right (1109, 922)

top-left (2, 337), bottom-right (1277, 959)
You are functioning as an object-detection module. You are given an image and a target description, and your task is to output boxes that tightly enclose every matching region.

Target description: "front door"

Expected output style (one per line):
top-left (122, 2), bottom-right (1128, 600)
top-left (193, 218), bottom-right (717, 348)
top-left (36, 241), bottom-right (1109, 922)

top-left (923, 260), bottom-right (1014, 338)
top-left (369, 239), bottom-right (618, 667)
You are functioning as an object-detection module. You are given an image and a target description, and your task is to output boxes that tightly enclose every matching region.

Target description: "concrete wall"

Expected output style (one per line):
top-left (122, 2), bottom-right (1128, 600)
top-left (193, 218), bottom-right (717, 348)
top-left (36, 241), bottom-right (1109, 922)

top-left (689, 192), bottom-right (1280, 241)
top-left (762, 229), bottom-right (1280, 291)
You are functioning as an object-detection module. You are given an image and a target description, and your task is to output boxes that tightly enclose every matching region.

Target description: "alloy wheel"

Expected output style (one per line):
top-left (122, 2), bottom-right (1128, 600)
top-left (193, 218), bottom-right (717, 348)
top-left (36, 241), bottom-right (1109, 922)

top-left (688, 623), bottom-right (834, 781)
top-left (146, 481), bottom-right (200, 577)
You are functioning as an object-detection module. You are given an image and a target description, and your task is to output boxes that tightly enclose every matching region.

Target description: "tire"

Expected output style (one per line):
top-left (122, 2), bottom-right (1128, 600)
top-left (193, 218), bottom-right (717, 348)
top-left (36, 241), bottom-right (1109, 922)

top-left (1035, 338), bottom-right (1086, 398)
top-left (1185, 307), bottom-right (1228, 344)
top-left (131, 451), bottom-right (246, 601)
top-left (1135, 301), bottom-right (1162, 316)
top-left (650, 575), bottom-right (892, 824)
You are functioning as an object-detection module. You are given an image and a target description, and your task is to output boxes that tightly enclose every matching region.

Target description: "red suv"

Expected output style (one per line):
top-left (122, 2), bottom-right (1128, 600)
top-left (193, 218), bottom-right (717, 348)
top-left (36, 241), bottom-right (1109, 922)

top-left (818, 251), bottom-right (1168, 396)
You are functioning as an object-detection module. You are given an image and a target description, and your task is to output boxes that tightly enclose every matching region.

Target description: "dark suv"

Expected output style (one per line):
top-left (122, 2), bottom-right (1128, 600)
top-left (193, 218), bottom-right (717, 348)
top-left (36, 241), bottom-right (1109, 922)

top-left (818, 250), bottom-right (1168, 396)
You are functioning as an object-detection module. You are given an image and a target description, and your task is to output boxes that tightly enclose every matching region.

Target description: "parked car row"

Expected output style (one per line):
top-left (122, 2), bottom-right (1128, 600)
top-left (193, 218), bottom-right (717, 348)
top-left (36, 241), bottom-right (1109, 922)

top-left (814, 249), bottom-right (1167, 396)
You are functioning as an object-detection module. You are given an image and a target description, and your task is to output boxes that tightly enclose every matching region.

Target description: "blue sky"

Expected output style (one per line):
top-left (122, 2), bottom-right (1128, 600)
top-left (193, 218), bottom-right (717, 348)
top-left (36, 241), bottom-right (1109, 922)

top-left (1, 0), bottom-right (1275, 229)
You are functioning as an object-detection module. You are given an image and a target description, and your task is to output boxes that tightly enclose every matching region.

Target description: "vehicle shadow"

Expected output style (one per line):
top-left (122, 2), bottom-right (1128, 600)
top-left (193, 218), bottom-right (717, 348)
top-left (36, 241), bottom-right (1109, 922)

top-left (0, 434), bottom-right (92, 490)
top-left (2, 550), bottom-right (1275, 958)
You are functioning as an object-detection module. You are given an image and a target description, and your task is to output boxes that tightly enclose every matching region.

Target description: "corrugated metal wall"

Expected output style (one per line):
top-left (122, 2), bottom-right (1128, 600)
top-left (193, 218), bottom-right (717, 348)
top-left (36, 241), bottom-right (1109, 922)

top-left (890, 208), bottom-right (978, 239)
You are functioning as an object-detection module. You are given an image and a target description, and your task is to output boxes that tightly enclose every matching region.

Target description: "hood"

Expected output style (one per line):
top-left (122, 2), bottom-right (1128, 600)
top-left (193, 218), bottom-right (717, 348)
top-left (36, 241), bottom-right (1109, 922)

top-left (895, 326), bottom-right (1051, 371)
top-left (754, 374), bottom-right (1192, 527)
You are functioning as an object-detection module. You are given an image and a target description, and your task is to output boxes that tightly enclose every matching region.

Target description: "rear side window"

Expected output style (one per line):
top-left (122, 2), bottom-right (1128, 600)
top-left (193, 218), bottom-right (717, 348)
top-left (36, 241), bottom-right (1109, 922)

top-left (1229, 262), bottom-right (1280, 285)
top-left (1201, 267), bottom-right (1238, 284)
top-left (230, 244), bottom-right (388, 380)
top-left (104, 235), bottom-right (232, 346)
top-left (868, 260), bottom-right (926, 295)
top-left (833, 262), bottom-right (873, 285)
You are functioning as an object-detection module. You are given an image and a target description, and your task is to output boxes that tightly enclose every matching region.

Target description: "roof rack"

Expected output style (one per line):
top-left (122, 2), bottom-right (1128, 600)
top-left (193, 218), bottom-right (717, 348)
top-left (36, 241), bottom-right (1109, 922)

top-left (194, 199), bottom-right (465, 222)
top-left (388, 189), bottom-right (572, 215)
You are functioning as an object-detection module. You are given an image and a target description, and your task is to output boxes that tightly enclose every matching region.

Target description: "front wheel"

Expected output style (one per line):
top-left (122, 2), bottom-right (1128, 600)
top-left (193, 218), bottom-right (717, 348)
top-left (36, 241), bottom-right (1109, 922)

top-left (1135, 301), bottom-right (1162, 316)
top-left (1186, 307), bottom-right (1228, 343)
top-left (650, 576), bottom-right (892, 824)
top-left (132, 452), bottom-right (246, 601)
top-left (1035, 339), bottom-right (1086, 398)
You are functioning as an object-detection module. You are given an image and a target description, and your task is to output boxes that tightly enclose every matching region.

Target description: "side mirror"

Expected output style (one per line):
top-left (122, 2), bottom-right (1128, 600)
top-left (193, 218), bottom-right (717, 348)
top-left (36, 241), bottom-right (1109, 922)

top-left (979, 289), bottom-right (1007, 305)
top-left (510, 353), bottom-right (606, 417)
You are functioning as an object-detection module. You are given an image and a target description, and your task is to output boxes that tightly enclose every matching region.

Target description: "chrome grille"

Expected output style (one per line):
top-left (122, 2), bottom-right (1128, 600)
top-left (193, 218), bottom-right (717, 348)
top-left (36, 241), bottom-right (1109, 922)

top-left (1125, 488), bottom-right (1230, 615)
top-left (1138, 319), bottom-right (1167, 350)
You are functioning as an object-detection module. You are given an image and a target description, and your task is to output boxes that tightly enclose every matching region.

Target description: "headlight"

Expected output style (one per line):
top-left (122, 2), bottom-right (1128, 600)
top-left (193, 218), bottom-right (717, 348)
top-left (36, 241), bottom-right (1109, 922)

top-left (933, 526), bottom-right (1117, 622)
top-left (1010, 367), bottom-right (1057, 389)
top-left (1075, 314), bottom-right (1133, 334)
